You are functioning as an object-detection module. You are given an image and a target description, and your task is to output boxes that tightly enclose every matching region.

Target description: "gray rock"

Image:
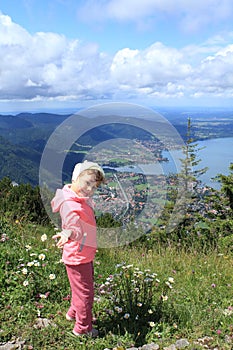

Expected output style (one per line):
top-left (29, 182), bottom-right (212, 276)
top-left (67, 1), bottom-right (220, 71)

top-left (141, 343), bottom-right (160, 350)
top-left (163, 344), bottom-right (176, 350)
top-left (175, 338), bottom-right (190, 348)
top-left (0, 339), bottom-right (25, 350)
top-left (33, 317), bottom-right (57, 329)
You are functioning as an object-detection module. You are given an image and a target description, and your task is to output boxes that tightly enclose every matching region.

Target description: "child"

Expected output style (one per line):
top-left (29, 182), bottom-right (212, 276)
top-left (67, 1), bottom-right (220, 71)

top-left (51, 160), bottom-right (105, 337)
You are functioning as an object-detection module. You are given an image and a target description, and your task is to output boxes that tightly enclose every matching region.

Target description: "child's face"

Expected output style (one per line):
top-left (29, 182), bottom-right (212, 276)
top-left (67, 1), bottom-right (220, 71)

top-left (72, 172), bottom-right (97, 197)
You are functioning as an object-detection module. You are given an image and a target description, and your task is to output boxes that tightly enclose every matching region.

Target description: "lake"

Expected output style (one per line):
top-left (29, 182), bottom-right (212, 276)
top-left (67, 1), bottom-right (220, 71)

top-left (164, 137), bottom-right (233, 189)
top-left (111, 137), bottom-right (233, 190)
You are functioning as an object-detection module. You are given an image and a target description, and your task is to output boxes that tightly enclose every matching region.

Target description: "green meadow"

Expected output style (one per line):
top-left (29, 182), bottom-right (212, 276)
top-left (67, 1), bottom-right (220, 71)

top-left (0, 218), bottom-right (232, 350)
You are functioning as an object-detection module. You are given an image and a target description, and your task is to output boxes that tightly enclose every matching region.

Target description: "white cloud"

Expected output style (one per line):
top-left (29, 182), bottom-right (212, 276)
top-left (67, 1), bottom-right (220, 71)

top-left (110, 43), bottom-right (192, 88)
top-left (0, 13), bottom-right (30, 45)
top-left (77, 0), bottom-right (233, 32)
top-left (0, 14), bottom-right (113, 100)
top-left (1, 13), bottom-right (233, 104)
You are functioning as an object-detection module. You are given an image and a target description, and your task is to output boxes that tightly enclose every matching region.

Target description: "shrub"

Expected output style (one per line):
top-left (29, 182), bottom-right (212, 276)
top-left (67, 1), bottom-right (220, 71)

top-left (96, 263), bottom-right (176, 345)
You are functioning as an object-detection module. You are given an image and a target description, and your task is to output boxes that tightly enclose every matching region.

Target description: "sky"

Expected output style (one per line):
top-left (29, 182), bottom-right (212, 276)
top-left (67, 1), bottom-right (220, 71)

top-left (1, 0), bottom-right (233, 113)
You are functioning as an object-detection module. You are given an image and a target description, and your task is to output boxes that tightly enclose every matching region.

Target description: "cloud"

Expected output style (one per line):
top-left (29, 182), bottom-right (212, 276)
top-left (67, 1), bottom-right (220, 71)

top-left (1, 13), bottom-right (233, 104)
top-left (111, 43), bottom-right (192, 84)
top-left (189, 44), bottom-right (233, 97)
top-left (77, 0), bottom-right (233, 32)
top-left (0, 13), bottom-right (113, 100)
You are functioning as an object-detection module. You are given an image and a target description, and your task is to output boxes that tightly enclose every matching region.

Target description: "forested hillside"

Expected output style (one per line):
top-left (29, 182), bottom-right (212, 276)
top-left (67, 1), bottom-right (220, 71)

top-left (0, 113), bottom-right (70, 185)
top-left (0, 110), bottom-right (233, 186)
top-left (0, 135), bottom-right (40, 185)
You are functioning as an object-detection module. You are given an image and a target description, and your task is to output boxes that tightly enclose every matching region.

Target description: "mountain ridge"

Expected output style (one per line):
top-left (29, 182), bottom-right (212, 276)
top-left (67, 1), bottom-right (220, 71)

top-left (0, 110), bottom-right (233, 186)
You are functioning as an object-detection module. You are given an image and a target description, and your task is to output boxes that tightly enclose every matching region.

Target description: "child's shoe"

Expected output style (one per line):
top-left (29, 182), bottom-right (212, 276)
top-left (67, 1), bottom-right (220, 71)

top-left (66, 313), bottom-right (75, 321)
top-left (72, 328), bottom-right (98, 338)
top-left (89, 328), bottom-right (99, 338)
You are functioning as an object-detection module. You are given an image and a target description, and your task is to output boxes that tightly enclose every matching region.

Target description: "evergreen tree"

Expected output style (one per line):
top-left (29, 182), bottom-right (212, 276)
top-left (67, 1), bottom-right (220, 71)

top-left (179, 117), bottom-right (208, 193)
top-left (217, 163), bottom-right (233, 210)
top-left (166, 117), bottom-right (208, 233)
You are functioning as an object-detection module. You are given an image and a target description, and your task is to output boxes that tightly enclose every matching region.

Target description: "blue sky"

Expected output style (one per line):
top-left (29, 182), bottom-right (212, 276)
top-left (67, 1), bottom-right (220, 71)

top-left (1, 0), bottom-right (233, 112)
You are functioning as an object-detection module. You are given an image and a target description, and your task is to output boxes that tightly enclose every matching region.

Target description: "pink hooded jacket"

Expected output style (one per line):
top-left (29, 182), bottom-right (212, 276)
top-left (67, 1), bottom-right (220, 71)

top-left (51, 184), bottom-right (97, 265)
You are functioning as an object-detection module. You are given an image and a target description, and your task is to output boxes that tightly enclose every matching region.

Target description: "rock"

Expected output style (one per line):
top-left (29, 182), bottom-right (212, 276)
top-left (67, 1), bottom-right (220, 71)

top-left (225, 335), bottom-right (233, 344)
top-left (0, 338), bottom-right (25, 350)
top-left (33, 317), bottom-right (57, 329)
top-left (163, 344), bottom-right (176, 350)
top-left (193, 336), bottom-right (214, 347)
top-left (141, 343), bottom-right (160, 350)
top-left (175, 339), bottom-right (190, 348)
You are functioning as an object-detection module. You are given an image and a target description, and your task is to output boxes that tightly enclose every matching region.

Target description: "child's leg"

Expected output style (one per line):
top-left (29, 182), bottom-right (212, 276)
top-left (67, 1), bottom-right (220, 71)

top-left (66, 263), bottom-right (94, 334)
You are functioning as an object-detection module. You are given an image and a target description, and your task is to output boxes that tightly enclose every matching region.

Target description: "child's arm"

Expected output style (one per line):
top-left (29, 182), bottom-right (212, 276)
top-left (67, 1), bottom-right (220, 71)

top-left (58, 201), bottom-right (84, 241)
top-left (52, 229), bottom-right (72, 248)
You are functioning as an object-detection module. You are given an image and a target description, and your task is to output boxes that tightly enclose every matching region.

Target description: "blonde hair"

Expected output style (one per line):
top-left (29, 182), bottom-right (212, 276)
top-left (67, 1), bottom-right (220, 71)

top-left (79, 169), bottom-right (105, 187)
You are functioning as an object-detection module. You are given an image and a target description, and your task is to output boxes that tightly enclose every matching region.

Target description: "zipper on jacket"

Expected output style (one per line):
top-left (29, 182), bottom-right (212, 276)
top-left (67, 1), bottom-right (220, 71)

top-left (79, 233), bottom-right (87, 252)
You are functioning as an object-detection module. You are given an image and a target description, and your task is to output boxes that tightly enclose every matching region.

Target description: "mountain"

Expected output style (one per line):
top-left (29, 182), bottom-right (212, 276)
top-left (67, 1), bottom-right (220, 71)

top-left (0, 112), bottom-right (159, 185)
top-left (0, 113), bottom-right (70, 185)
top-left (0, 110), bottom-right (233, 186)
top-left (0, 135), bottom-right (40, 185)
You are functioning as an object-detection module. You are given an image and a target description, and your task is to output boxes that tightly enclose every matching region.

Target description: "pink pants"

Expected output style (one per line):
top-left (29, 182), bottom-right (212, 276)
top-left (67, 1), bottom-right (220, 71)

top-left (66, 262), bottom-right (94, 334)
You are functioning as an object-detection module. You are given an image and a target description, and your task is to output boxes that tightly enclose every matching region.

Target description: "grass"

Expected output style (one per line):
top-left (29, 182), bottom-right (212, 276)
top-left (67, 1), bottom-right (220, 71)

top-left (0, 218), bottom-right (233, 349)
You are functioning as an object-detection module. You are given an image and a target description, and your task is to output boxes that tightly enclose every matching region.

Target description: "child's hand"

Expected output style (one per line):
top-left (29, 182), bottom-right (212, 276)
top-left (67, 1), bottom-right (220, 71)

top-left (52, 229), bottom-right (72, 248)
top-left (52, 233), bottom-right (68, 248)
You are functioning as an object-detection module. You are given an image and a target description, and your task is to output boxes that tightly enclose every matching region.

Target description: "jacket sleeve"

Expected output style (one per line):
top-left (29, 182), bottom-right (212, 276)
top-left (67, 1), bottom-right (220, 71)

top-left (59, 200), bottom-right (83, 241)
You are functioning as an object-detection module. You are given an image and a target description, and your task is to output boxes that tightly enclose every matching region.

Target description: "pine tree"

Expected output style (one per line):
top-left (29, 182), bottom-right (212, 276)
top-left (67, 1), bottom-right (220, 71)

top-left (179, 117), bottom-right (208, 193)
top-left (218, 163), bottom-right (233, 210)
top-left (166, 117), bottom-right (208, 233)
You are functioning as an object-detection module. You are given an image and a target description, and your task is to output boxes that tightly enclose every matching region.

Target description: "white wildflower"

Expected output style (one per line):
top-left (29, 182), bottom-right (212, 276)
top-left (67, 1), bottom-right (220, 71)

top-left (41, 234), bottom-right (47, 242)
top-left (144, 277), bottom-right (153, 283)
top-left (126, 264), bottom-right (133, 269)
top-left (155, 331), bottom-right (161, 338)
top-left (49, 274), bottom-right (56, 280)
top-left (22, 268), bottom-right (28, 275)
top-left (151, 273), bottom-right (158, 277)
top-left (123, 313), bottom-right (130, 319)
top-left (38, 254), bottom-right (46, 261)
top-left (165, 281), bottom-right (173, 289)
top-left (161, 295), bottom-right (168, 301)
top-left (23, 280), bottom-right (29, 286)
top-left (39, 294), bottom-right (47, 299)
top-left (223, 308), bottom-right (233, 316)
top-left (114, 306), bottom-right (123, 313)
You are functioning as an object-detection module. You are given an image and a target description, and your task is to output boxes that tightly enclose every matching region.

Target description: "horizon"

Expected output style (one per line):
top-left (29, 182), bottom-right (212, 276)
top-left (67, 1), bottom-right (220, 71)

top-left (1, 104), bottom-right (233, 117)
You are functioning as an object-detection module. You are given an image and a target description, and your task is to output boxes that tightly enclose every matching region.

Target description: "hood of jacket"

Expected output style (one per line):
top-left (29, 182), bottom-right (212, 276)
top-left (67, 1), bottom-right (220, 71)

top-left (51, 184), bottom-right (94, 213)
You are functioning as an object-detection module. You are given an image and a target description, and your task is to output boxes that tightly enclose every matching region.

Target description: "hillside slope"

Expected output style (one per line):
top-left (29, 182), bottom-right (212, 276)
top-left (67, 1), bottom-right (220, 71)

top-left (0, 135), bottom-right (40, 185)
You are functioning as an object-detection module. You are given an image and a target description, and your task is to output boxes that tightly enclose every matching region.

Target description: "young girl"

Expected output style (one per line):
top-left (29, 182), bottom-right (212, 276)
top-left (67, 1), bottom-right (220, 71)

top-left (51, 160), bottom-right (105, 337)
